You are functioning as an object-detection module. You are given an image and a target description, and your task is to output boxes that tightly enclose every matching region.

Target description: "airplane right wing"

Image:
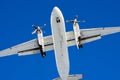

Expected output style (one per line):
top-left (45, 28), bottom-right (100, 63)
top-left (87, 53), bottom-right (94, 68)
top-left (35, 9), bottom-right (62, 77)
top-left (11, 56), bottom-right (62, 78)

top-left (66, 27), bottom-right (120, 47)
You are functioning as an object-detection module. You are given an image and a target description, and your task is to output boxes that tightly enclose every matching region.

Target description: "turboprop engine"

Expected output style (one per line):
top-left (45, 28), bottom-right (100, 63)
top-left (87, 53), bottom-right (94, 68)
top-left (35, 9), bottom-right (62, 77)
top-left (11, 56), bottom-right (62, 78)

top-left (66, 16), bottom-right (85, 49)
top-left (32, 24), bottom-right (46, 57)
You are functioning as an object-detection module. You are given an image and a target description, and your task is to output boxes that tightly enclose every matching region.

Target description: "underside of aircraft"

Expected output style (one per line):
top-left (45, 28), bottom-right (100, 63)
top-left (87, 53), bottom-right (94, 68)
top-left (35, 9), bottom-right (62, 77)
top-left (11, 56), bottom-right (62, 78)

top-left (0, 6), bottom-right (120, 80)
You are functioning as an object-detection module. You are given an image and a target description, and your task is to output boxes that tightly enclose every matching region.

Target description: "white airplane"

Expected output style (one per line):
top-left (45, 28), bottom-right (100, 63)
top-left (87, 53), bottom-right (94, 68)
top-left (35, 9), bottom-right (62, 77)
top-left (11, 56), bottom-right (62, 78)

top-left (0, 6), bottom-right (120, 80)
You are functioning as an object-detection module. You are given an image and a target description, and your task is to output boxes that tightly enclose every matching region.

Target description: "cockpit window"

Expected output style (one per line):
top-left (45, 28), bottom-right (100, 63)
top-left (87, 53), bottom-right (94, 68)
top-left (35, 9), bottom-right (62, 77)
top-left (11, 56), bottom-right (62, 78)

top-left (56, 17), bottom-right (60, 23)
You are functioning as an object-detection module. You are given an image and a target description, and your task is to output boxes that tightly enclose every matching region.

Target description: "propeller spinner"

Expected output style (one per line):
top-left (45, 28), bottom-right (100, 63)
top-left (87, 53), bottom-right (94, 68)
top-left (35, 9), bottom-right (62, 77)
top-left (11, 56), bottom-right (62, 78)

top-left (32, 24), bottom-right (46, 34)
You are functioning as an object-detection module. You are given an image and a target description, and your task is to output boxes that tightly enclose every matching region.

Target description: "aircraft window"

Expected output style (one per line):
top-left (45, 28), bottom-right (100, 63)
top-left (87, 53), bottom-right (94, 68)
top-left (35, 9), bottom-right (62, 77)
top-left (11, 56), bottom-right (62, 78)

top-left (56, 17), bottom-right (60, 23)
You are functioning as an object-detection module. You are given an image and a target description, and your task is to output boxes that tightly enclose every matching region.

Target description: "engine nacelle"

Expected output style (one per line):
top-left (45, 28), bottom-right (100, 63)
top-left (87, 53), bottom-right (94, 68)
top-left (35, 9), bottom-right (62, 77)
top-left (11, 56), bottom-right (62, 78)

top-left (32, 25), bottom-right (46, 57)
top-left (73, 19), bottom-right (82, 49)
top-left (66, 17), bottom-right (83, 49)
top-left (37, 32), bottom-right (46, 57)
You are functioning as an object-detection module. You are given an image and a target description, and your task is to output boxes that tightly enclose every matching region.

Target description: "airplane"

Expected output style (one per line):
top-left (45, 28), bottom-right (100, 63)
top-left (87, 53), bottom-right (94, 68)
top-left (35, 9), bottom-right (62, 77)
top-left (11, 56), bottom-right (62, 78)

top-left (0, 6), bottom-right (120, 80)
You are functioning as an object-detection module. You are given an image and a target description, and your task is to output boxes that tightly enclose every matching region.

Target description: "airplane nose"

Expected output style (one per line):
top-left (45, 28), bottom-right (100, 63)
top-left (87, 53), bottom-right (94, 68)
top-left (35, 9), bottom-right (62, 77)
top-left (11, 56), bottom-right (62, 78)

top-left (53, 6), bottom-right (59, 12)
top-left (52, 6), bottom-right (60, 15)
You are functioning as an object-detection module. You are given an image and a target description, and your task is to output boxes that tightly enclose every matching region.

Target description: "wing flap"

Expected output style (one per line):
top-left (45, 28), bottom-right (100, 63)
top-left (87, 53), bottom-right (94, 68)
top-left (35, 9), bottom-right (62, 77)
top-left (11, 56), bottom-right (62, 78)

top-left (18, 49), bottom-right (40, 56)
top-left (81, 36), bottom-right (101, 44)
top-left (66, 31), bottom-right (101, 47)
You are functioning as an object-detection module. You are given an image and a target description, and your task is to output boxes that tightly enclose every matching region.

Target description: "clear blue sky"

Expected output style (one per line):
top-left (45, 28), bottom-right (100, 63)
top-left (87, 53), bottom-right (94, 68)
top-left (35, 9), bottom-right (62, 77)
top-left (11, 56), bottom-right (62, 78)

top-left (0, 0), bottom-right (120, 80)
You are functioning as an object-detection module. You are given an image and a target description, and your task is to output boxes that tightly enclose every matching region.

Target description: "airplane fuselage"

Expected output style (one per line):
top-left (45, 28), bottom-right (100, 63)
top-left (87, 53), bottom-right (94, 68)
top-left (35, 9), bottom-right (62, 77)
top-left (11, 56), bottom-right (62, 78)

top-left (51, 7), bottom-right (69, 80)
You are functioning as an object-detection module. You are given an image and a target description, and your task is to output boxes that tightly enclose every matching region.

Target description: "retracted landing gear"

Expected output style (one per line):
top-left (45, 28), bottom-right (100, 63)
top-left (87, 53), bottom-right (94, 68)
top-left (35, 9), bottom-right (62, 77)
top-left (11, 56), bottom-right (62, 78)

top-left (78, 36), bottom-right (83, 49)
top-left (39, 45), bottom-right (46, 57)
top-left (78, 43), bottom-right (83, 49)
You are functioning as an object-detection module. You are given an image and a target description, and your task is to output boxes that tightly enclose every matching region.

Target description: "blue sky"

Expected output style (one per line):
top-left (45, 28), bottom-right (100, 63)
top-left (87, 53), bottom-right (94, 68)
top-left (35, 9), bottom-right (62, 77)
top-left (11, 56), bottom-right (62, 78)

top-left (0, 0), bottom-right (120, 80)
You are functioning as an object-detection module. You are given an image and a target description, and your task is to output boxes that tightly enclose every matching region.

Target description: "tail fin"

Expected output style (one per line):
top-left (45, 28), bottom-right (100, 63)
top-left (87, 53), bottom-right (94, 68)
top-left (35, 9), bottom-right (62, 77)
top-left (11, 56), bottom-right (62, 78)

top-left (53, 74), bottom-right (83, 80)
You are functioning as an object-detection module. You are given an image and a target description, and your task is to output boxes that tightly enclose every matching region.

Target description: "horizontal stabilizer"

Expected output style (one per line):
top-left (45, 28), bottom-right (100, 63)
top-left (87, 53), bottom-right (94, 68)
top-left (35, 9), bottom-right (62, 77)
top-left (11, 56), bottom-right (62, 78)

top-left (53, 74), bottom-right (83, 80)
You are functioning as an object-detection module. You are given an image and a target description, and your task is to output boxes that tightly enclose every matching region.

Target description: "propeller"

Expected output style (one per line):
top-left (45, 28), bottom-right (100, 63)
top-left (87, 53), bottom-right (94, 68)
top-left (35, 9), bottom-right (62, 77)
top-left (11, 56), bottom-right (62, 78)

top-left (66, 15), bottom-right (86, 23)
top-left (32, 24), bottom-right (46, 34)
top-left (79, 20), bottom-right (86, 23)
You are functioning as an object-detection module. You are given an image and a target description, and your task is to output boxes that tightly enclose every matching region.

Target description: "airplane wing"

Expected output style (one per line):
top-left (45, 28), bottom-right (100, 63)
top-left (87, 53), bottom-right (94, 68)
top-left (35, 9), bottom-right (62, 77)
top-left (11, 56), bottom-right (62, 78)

top-left (67, 27), bottom-right (120, 47)
top-left (0, 27), bottom-right (120, 57)
top-left (0, 35), bottom-right (53, 57)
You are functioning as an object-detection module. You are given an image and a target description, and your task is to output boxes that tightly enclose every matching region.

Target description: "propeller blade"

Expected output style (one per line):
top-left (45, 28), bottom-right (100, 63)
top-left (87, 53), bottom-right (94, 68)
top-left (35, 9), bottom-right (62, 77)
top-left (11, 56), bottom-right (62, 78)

top-left (66, 20), bottom-right (74, 23)
top-left (66, 20), bottom-right (71, 22)
top-left (32, 29), bottom-right (37, 34)
top-left (32, 24), bottom-right (46, 34)
top-left (79, 20), bottom-right (86, 23)
top-left (32, 25), bottom-right (38, 29)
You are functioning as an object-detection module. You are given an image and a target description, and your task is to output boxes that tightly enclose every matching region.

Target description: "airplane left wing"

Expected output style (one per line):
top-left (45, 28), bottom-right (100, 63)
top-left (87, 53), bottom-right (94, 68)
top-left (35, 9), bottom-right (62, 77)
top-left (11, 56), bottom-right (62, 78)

top-left (0, 39), bottom-right (38, 57)
top-left (0, 35), bottom-right (53, 57)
